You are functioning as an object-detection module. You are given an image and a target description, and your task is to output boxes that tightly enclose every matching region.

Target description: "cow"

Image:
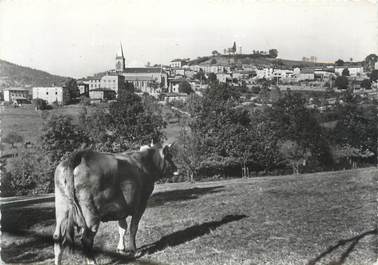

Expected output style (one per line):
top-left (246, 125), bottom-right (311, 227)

top-left (53, 143), bottom-right (177, 265)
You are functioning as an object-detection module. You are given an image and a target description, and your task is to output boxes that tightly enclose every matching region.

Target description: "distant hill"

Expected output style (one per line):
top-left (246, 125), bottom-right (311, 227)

top-left (0, 59), bottom-right (71, 90)
top-left (189, 54), bottom-right (332, 69)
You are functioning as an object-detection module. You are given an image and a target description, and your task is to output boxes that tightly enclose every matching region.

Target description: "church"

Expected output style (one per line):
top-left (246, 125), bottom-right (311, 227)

top-left (114, 43), bottom-right (168, 93)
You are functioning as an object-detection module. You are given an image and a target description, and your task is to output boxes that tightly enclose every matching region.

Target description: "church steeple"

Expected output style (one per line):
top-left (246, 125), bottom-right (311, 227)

top-left (115, 42), bottom-right (125, 72)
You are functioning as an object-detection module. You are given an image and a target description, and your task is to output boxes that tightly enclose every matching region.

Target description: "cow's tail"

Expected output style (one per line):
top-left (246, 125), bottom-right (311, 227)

top-left (57, 151), bottom-right (87, 250)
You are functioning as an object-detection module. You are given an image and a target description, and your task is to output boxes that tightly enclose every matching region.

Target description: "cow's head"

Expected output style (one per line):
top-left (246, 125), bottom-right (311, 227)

top-left (158, 143), bottom-right (178, 178)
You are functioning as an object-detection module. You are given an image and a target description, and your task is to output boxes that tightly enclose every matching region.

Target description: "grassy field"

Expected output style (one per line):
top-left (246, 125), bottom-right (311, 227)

top-left (1, 168), bottom-right (377, 265)
top-left (1, 104), bottom-right (180, 152)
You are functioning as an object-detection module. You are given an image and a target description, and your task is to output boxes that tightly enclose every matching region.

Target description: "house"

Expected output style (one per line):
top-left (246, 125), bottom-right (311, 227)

top-left (216, 73), bottom-right (232, 83)
top-left (164, 93), bottom-right (188, 103)
top-left (89, 88), bottom-right (116, 102)
top-left (32, 86), bottom-right (70, 105)
top-left (334, 66), bottom-right (363, 77)
top-left (3, 88), bottom-right (30, 102)
top-left (82, 77), bottom-right (101, 90)
top-left (170, 59), bottom-right (188, 68)
top-left (296, 69), bottom-right (315, 81)
top-left (124, 76), bottom-right (159, 94)
top-left (100, 74), bottom-right (125, 96)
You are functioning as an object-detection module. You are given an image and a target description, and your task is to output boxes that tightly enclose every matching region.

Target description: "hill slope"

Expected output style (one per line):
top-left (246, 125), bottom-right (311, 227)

top-left (0, 59), bottom-right (70, 90)
top-left (1, 168), bottom-right (377, 264)
top-left (190, 54), bottom-right (333, 68)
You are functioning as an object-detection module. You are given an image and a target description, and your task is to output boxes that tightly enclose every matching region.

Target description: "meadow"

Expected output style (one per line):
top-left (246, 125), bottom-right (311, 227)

top-left (1, 168), bottom-right (377, 265)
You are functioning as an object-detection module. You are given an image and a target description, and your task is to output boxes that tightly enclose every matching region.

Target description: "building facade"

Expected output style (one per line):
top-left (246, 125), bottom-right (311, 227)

top-left (100, 74), bottom-right (125, 96)
top-left (3, 88), bottom-right (30, 102)
top-left (32, 86), bottom-right (70, 105)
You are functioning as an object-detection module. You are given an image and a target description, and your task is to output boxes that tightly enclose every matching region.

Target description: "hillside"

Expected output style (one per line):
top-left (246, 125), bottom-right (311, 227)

top-left (1, 168), bottom-right (377, 264)
top-left (0, 59), bottom-right (70, 90)
top-left (189, 54), bottom-right (333, 68)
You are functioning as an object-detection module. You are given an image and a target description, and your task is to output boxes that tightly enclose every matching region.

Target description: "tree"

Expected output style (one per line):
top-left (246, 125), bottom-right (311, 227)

top-left (268, 49), bottom-right (278, 58)
top-left (193, 69), bottom-right (206, 83)
top-left (64, 78), bottom-right (80, 100)
top-left (3, 132), bottom-right (24, 149)
top-left (211, 50), bottom-right (219, 56)
top-left (207, 73), bottom-right (217, 84)
top-left (178, 80), bottom-right (193, 94)
top-left (332, 102), bottom-right (378, 164)
top-left (342, 68), bottom-right (350, 76)
top-left (335, 76), bottom-right (349, 90)
top-left (32, 98), bottom-right (48, 110)
top-left (265, 93), bottom-right (332, 169)
top-left (232, 41), bottom-right (237, 54)
top-left (363, 54), bottom-right (378, 72)
top-left (80, 91), bottom-right (166, 152)
top-left (279, 140), bottom-right (311, 174)
top-left (361, 79), bottom-right (371, 90)
top-left (41, 114), bottom-right (89, 162)
top-left (335, 59), bottom-right (345, 66)
top-left (370, 70), bottom-right (378, 82)
top-left (210, 58), bottom-right (217, 65)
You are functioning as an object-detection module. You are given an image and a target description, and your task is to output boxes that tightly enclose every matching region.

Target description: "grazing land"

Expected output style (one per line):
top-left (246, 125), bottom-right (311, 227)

top-left (1, 168), bottom-right (377, 265)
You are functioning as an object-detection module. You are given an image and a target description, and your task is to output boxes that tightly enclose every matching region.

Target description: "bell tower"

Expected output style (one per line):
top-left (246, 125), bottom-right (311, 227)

top-left (115, 43), bottom-right (125, 72)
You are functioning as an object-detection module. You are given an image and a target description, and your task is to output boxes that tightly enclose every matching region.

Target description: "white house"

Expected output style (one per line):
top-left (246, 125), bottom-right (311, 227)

top-left (334, 66), bottom-right (363, 77)
top-left (3, 88), bottom-right (30, 102)
top-left (32, 86), bottom-right (70, 105)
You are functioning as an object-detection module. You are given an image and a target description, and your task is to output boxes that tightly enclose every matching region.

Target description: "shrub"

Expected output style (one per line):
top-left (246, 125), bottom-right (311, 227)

top-left (2, 148), bottom-right (54, 196)
top-left (32, 98), bottom-right (49, 110)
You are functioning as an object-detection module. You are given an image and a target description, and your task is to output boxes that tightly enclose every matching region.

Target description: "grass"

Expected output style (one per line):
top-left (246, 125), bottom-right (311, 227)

top-left (1, 168), bottom-right (377, 265)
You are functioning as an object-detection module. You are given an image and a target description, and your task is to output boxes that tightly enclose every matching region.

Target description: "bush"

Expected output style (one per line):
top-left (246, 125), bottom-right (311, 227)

top-left (32, 98), bottom-right (49, 110)
top-left (80, 96), bottom-right (91, 106)
top-left (2, 148), bottom-right (54, 196)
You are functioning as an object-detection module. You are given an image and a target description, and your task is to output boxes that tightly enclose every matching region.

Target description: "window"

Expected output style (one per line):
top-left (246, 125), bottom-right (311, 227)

top-left (46, 92), bottom-right (49, 95)
top-left (55, 92), bottom-right (58, 95)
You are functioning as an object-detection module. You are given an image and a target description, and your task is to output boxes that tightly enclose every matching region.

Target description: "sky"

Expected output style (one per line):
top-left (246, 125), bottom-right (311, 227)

top-left (0, 0), bottom-right (377, 78)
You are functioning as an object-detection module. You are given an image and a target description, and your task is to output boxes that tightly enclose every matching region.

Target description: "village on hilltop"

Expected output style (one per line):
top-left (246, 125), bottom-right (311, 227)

top-left (2, 41), bottom-right (378, 111)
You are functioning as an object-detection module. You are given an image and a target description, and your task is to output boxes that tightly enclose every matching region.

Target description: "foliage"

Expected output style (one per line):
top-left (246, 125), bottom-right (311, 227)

top-left (342, 68), bottom-right (350, 76)
top-left (268, 49), bottom-right (278, 58)
top-left (32, 98), bottom-right (49, 110)
top-left (65, 78), bottom-right (80, 100)
top-left (370, 70), bottom-right (378, 82)
top-left (335, 59), bottom-right (344, 66)
top-left (207, 72), bottom-right (217, 84)
top-left (40, 113), bottom-right (89, 162)
top-left (80, 91), bottom-right (166, 152)
top-left (3, 132), bottom-right (24, 148)
top-left (363, 53), bottom-right (378, 72)
top-left (331, 102), bottom-right (378, 160)
top-left (178, 80), bottom-right (193, 94)
top-left (265, 93), bottom-right (333, 169)
top-left (210, 58), bottom-right (217, 65)
top-left (193, 69), bottom-right (206, 82)
top-left (2, 147), bottom-right (54, 196)
top-left (361, 79), bottom-right (371, 90)
top-left (335, 76), bottom-right (349, 90)
top-left (279, 140), bottom-right (311, 174)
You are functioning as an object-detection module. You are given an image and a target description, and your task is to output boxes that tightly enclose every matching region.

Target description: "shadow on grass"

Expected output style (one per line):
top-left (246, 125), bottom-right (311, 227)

top-left (2, 186), bottom-right (224, 232)
top-left (1, 205), bottom-right (55, 232)
top-left (148, 186), bottom-right (224, 208)
top-left (2, 214), bottom-right (247, 264)
top-left (137, 214), bottom-right (247, 256)
top-left (307, 228), bottom-right (378, 265)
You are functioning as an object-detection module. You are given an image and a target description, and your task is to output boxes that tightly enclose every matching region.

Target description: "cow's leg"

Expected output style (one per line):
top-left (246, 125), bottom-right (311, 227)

top-left (117, 219), bottom-right (128, 253)
top-left (81, 224), bottom-right (99, 265)
top-left (53, 224), bottom-right (64, 265)
top-left (53, 190), bottom-right (68, 265)
top-left (127, 203), bottom-right (147, 255)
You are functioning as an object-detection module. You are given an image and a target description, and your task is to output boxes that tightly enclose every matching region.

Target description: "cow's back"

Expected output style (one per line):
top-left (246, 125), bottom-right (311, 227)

top-left (73, 151), bottom-right (129, 222)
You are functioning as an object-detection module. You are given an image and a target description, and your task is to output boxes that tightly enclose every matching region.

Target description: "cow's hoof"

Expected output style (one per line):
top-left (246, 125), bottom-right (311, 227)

top-left (117, 249), bottom-right (135, 258)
